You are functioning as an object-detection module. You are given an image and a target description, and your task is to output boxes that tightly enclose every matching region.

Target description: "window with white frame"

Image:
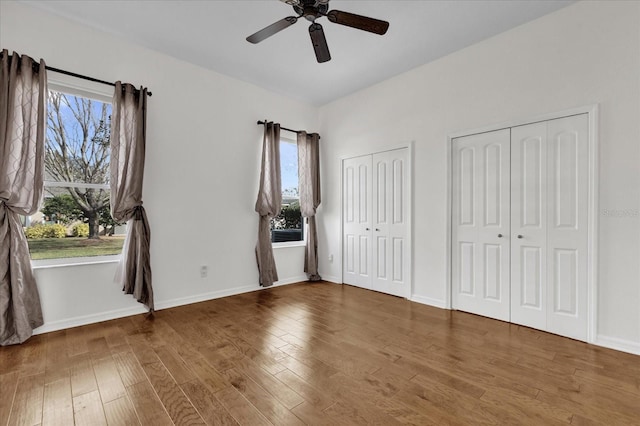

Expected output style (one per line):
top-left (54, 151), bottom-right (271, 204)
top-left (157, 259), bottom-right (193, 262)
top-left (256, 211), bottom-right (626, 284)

top-left (271, 138), bottom-right (304, 244)
top-left (24, 84), bottom-right (124, 261)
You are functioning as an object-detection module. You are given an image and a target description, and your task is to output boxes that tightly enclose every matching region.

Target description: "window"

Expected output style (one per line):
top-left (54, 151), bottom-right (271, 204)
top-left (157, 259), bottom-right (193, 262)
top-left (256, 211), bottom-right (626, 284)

top-left (24, 85), bottom-right (124, 261)
top-left (271, 138), bottom-right (304, 244)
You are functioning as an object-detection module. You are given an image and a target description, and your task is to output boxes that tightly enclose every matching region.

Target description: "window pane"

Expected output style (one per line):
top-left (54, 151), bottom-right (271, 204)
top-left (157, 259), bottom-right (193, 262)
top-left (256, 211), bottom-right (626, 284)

top-left (271, 140), bottom-right (303, 243)
top-left (45, 90), bottom-right (112, 185)
top-left (24, 90), bottom-right (124, 260)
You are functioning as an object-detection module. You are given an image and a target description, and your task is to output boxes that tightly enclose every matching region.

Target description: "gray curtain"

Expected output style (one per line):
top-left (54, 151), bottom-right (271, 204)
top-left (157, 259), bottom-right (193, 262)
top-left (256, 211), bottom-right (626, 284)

top-left (255, 122), bottom-right (281, 287)
top-left (0, 50), bottom-right (46, 345)
top-left (110, 82), bottom-right (153, 311)
top-left (297, 132), bottom-right (322, 281)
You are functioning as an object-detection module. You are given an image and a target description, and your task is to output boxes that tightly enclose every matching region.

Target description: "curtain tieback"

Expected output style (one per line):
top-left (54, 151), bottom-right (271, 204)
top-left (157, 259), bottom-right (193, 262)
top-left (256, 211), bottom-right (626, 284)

top-left (133, 205), bottom-right (145, 220)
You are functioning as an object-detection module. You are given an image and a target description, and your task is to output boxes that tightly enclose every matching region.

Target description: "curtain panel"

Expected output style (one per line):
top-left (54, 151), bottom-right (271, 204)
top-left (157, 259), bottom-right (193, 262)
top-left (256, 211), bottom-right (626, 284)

top-left (0, 50), bottom-right (46, 345)
top-left (255, 122), bottom-right (282, 287)
top-left (110, 82), bottom-right (153, 311)
top-left (297, 132), bottom-right (322, 281)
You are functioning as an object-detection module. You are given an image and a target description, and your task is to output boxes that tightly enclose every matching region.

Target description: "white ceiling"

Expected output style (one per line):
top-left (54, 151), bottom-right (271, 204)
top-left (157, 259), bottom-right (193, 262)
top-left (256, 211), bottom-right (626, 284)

top-left (23, 0), bottom-right (574, 106)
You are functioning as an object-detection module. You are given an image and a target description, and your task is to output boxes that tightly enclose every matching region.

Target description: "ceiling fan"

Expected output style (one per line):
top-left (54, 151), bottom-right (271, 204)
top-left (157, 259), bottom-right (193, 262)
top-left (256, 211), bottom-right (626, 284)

top-left (246, 0), bottom-right (389, 63)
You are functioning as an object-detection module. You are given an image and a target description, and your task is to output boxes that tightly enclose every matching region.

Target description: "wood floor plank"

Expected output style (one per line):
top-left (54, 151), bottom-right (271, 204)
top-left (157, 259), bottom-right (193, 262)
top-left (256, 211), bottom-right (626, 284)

top-left (69, 355), bottom-right (97, 398)
top-left (125, 381), bottom-right (173, 426)
top-left (112, 351), bottom-right (147, 388)
top-left (274, 368), bottom-right (334, 409)
top-left (214, 386), bottom-right (272, 426)
top-left (231, 356), bottom-right (304, 409)
top-left (4, 283), bottom-right (639, 425)
top-left (8, 372), bottom-right (45, 426)
top-left (72, 390), bottom-right (107, 426)
top-left (92, 356), bottom-right (127, 403)
top-left (0, 371), bottom-right (19, 426)
top-left (141, 361), bottom-right (206, 425)
top-left (42, 377), bottom-right (73, 426)
top-left (154, 345), bottom-right (196, 384)
top-left (180, 379), bottom-right (239, 425)
top-left (221, 368), bottom-right (304, 425)
top-left (103, 396), bottom-right (141, 426)
top-left (182, 354), bottom-right (228, 394)
top-left (290, 401), bottom-right (349, 426)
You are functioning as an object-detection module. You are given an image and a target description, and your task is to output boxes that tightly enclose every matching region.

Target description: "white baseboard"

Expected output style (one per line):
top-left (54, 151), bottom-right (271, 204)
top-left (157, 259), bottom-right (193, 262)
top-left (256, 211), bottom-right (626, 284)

top-left (274, 275), bottom-right (309, 287)
top-left (410, 294), bottom-right (448, 309)
top-left (321, 275), bottom-right (342, 284)
top-left (34, 305), bottom-right (148, 335)
top-left (34, 277), bottom-right (307, 335)
top-left (595, 335), bottom-right (640, 356)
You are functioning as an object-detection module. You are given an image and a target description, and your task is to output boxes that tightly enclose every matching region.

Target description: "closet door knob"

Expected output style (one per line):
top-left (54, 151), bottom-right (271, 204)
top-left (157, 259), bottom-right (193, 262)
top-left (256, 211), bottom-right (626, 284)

top-left (366, 228), bottom-right (370, 231)
top-left (498, 234), bottom-right (503, 238)
top-left (517, 235), bottom-right (523, 239)
top-left (375, 228), bottom-right (380, 232)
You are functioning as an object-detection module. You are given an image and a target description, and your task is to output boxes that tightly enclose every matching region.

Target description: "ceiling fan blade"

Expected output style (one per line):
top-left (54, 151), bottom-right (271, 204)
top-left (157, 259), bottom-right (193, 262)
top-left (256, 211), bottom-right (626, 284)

top-left (246, 16), bottom-right (298, 44)
top-left (327, 10), bottom-right (389, 35)
top-left (309, 23), bottom-right (331, 63)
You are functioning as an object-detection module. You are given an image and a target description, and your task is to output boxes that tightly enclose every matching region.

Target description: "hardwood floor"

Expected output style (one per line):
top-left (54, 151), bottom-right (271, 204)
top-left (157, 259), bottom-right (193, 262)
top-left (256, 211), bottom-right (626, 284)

top-left (1, 282), bottom-right (639, 425)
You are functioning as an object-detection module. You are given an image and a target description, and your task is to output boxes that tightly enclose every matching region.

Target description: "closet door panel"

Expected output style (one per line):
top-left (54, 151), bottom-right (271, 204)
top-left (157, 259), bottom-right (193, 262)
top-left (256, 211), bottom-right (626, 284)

top-left (511, 122), bottom-right (547, 330)
top-left (372, 149), bottom-right (408, 297)
top-left (546, 114), bottom-right (589, 340)
top-left (452, 129), bottom-right (510, 321)
top-left (343, 155), bottom-right (373, 289)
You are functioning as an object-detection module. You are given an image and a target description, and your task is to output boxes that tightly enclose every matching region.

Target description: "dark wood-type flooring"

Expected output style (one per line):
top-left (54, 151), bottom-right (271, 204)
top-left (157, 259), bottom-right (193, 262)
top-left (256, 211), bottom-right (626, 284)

top-left (1, 282), bottom-right (639, 425)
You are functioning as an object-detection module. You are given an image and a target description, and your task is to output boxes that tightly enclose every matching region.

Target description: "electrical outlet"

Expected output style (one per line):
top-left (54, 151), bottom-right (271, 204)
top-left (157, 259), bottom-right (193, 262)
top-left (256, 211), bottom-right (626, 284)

top-left (328, 254), bottom-right (333, 263)
top-left (200, 265), bottom-right (208, 278)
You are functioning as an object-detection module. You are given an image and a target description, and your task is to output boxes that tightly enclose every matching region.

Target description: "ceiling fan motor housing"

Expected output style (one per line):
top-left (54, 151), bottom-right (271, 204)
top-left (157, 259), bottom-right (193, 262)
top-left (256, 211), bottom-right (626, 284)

top-left (294, 0), bottom-right (329, 22)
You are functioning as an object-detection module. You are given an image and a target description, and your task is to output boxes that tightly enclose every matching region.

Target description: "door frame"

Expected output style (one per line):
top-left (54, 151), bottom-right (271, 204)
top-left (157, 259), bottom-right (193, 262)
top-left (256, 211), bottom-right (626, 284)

top-left (340, 142), bottom-right (414, 299)
top-left (446, 105), bottom-right (599, 343)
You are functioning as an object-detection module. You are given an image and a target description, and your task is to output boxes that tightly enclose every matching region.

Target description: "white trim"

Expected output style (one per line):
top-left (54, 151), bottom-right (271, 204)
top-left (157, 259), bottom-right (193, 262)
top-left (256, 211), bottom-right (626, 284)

top-left (410, 295), bottom-right (448, 309)
top-left (31, 255), bottom-right (121, 270)
top-left (595, 335), bottom-right (640, 356)
top-left (586, 105), bottom-right (599, 344)
top-left (339, 143), bottom-right (414, 298)
top-left (406, 142), bottom-right (414, 299)
top-left (446, 104), bottom-right (599, 344)
top-left (33, 278), bottom-right (306, 335)
top-left (44, 181), bottom-right (109, 190)
top-left (34, 304), bottom-right (147, 335)
top-left (272, 240), bottom-right (306, 249)
top-left (48, 72), bottom-right (113, 102)
top-left (445, 128), bottom-right (453, 310)
top-left (339, 157), bottom-right (344, 285)
top-left (447, 105), bottom-right (600, 139)
top-left (321, 275), bottom-right (342, 284)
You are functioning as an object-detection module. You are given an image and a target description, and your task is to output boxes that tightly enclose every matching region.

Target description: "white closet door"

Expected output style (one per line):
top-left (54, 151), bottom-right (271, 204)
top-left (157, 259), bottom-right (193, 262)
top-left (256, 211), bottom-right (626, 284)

top-left (343, 155), bottom-right (373, 289)
top-left (546, 114), bottom-right (589, 340)
top-left (452, 129), bottom-right (511, 321)
top-left (511, 122), bottom-right (548, 330)
top-left (511, 115), bottom-right (589, 338)
top-left (371, 149), bottom-right (409, 297)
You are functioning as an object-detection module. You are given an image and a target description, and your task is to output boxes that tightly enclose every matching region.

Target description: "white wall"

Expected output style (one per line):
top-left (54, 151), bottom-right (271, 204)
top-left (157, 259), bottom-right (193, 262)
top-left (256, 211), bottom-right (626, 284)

top-left (1, 1), bottom-right (318, 332)
top-left (318, 1), bottom-right (640, 353)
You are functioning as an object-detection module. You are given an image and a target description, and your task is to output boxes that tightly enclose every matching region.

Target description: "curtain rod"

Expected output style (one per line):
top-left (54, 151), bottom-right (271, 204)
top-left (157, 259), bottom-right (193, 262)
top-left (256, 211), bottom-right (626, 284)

top-left (0, 51), bottom-right (152, 96)
top-left (256, 120), bottom-right (320, 139)
top-left (47, 66), bottom-right (153, 97)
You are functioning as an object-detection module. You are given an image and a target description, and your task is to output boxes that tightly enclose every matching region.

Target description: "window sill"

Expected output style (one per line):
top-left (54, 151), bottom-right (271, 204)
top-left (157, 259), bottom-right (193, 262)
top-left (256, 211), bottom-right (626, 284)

top-left (272, 241), bottom-right (306, 249)
top-left (31, 255), bottom-right (121, 270)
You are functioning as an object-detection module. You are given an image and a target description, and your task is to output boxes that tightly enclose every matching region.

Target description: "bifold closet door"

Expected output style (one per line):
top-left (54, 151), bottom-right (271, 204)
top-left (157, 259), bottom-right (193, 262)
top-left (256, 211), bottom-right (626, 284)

top-left (371, 149), bottom-right (409, 297)
top-left (343, 149), bottom-right (409, 297)
top-left (511, 114), bottom-right (589, 340)
top-left (452, 129), bottom-right (511, 321)
top-left (452, 114), bottom-right (589, 340)
top-left (343, 155), bottom-right (373, 289)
